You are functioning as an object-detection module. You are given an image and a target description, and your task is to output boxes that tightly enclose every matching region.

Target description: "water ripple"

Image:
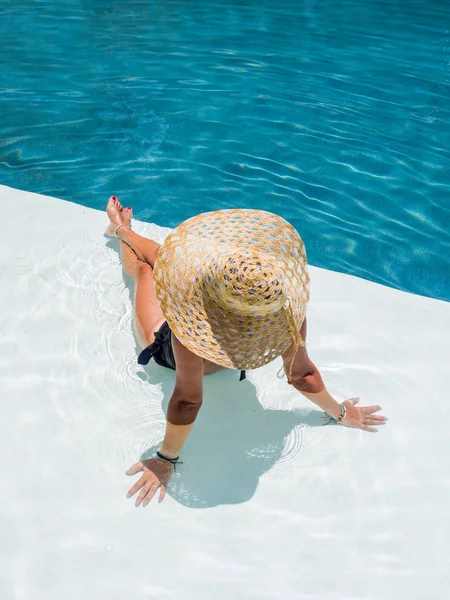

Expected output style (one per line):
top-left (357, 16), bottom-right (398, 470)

top-left (1, 0), bottom-right (449, 300)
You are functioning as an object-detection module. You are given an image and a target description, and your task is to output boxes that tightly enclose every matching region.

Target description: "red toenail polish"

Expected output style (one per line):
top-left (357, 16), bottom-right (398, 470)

top-left (127, 206), bottom-right (131, 209)
top-left (112, 196), bottom-right (117, 200)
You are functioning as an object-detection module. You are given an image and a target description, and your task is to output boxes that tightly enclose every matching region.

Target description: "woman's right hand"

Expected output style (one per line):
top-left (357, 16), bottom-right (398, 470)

top-left (126, 457), bottom-right (174, 506)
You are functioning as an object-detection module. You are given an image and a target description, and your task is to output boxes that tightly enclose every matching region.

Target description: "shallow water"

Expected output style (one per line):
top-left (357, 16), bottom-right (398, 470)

top-left (2, 189), bottom-right (449, 599)
top-left (1, 0), bottom-right (449, 300)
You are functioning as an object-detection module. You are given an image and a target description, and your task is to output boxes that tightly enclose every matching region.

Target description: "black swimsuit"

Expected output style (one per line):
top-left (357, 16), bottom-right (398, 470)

top-left (138, 321), bottom-right (175, 370)
top-left (137, 321), bottom-right (246, 381)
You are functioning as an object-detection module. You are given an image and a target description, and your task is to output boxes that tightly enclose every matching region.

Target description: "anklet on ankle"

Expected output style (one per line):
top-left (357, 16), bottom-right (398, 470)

top-left (114, 224), bottom-right (128, 238)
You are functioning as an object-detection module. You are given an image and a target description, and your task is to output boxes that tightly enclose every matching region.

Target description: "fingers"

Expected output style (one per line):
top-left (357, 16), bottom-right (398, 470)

top-left (364, 417), bottom-right (386, 426)
top-left (362, 425), bottom-right (378, 433)
top-left (125, 459), bottom-right (173, 506)
top-left (127, 476), bottom-right (162, 507)
top-left (135, 482), bottom-right (152, 507)
top-left (126, 476), bottom-right (166, 507)
top-left (127, 475), bottom-right (146, 499)
top-left (361, 405), bottom-right (382, 414)
top-left (365, 415), bottom-right (386, 422)
top-left (360, 406), bottom-right (388, 424)
top-left (126, 462), bottom-right (143, 476)
top-left (142, 484), bottom-right (159, 507)
top-left (158, 485), bottom-right (167, 504)
top-left (348, 397), bottom-right (360, 405)
top-left (136, 482), bottom-right (160, 507)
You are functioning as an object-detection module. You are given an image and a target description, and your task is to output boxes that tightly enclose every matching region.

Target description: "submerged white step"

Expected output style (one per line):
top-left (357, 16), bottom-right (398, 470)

top-left (1, 184), bottom-right (448, 600)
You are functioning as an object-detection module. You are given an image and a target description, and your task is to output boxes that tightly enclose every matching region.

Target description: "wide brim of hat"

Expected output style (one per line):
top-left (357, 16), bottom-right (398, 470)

top-left (153, 209), bottom-right (309, 370)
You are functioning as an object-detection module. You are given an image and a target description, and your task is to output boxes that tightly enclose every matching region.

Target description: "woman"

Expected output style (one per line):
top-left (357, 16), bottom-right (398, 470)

top-left (105, 196), bottom-right (386, 507)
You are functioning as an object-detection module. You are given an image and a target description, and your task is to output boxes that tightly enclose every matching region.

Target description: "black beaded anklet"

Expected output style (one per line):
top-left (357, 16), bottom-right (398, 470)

top-left (156, 451), bottom-right (182, 471)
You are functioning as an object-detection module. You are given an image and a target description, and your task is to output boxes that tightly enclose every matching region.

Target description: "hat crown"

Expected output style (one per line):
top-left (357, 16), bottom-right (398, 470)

top-left (204, 250), bottom-right (286, 316)
top-left (153, 208), bottom-right (309, 371)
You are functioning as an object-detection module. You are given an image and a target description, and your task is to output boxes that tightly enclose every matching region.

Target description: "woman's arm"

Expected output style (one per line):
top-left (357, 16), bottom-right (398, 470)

top-left (126, 334), bottom-right (204, 506)
top-left (282, 318), bottom-right (342, 419)
top-left (159, 333), bottom-right (204, 457)
top-left (283, 318), bottom-right (386, 430)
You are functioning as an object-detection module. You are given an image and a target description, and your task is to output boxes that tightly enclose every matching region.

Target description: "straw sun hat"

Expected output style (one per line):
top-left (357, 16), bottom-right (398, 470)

top-left (153, 209), bottom-right (310, 377)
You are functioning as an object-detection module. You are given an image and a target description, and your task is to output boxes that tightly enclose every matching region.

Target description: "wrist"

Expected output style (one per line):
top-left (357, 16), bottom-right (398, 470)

top-left (159, 444), bottom-right (180, 460)
top-left (327, 402), bottom-right (343, 420)
top-left (335, 403), bottom-right (347, 423)
top-left (327, 403), bottom-right (347, 423)
top-left (156, 451), bottom-right (182, 471)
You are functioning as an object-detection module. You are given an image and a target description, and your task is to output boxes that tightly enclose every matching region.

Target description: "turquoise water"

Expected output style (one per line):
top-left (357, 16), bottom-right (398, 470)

top-left (1, 0), bottom-right (449, 301)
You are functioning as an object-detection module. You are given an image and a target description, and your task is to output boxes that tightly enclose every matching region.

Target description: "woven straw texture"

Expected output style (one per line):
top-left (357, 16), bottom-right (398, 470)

top-left (153, 209), bottom-right (310, 371)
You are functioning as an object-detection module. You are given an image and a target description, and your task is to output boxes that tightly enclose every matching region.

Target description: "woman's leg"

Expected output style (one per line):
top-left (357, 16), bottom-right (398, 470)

top-left (110, 204), bottom-right (220, 375)
top-left (106, 196), bottom-right (161, 268)
top-left (117, 208), bottom-right (165, 348)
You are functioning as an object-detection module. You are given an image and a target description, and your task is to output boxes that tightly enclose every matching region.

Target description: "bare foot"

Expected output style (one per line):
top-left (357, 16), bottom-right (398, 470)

top-left (122, 206), bottom-right (132, 229)
top-left (105, 196), bottom-right (132, 236)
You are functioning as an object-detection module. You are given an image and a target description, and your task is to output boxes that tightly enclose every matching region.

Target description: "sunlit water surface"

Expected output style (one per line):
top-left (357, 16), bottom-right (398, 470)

top-left (1, 0), bottom-right (449, 299)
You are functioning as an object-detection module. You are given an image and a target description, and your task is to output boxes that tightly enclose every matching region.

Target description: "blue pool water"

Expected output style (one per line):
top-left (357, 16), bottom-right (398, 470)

top-left (1, 0), bottom-right (449, 301)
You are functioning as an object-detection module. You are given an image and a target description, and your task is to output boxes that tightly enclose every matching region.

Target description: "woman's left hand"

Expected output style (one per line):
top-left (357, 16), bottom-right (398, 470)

top-left (342, 397), bottom-right (387, 432)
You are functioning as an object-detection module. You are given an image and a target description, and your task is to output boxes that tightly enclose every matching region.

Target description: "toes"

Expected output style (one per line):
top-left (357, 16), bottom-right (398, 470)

top-left (110, 196), bottom-right (122, 211)
top-left (122, 207), bottom-right (133, 226)
top-left (107, 196), bottom-right (121, 211)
